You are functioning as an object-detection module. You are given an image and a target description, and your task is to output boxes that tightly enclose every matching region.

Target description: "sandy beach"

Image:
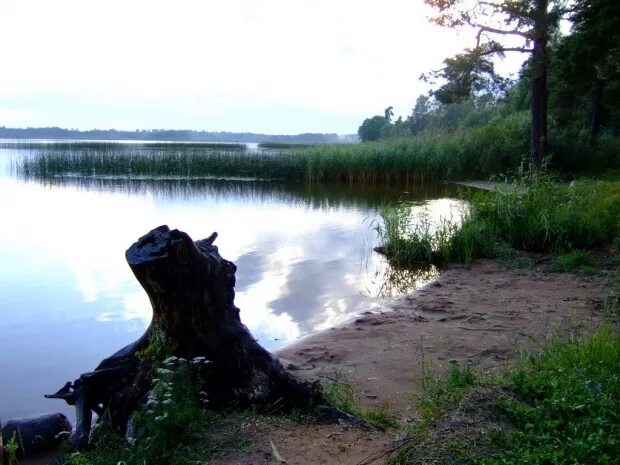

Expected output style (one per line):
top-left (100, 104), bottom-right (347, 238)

top-left (208, 259), bottom-right (612, 465)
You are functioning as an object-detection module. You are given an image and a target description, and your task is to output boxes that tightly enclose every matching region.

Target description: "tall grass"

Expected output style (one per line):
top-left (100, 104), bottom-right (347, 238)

top-left (16, 146), bottom-right (302, 181)
top-left (14, 115), bottom-right (529, 184)
top-left (9, 115), bottom-right (620, 184)
top-left (377, 174), bottom-right (620, 267)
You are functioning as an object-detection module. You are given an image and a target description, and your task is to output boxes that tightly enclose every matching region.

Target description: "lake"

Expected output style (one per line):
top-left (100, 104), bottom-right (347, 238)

top-left (0, 141), bottom-right (460, 421)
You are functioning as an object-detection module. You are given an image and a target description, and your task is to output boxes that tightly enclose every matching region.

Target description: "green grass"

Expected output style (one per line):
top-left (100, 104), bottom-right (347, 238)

top-left (391, 325), bottom-right (620, 465)
top-left (378, 174), bottom-right (620, 268)
top-left (551, 250), bottom-right (597, 273)
top-left (497, 326), bottom-right (620, 465)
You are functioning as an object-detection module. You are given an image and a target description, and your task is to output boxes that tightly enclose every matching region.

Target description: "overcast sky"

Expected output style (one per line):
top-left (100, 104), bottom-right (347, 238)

top-left (0, 0), bottom-right (525, 134)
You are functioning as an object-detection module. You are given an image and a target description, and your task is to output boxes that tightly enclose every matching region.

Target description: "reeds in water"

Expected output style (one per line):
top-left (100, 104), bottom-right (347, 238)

top-left (15, 114), bottom-right (529, 185)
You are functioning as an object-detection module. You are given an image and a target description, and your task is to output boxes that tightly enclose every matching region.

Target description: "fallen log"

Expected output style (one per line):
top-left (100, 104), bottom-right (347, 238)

top-left (47, 225), bottom-right (321, 448)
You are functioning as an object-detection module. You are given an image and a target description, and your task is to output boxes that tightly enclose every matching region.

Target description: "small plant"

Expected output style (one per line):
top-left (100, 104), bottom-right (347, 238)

top-left (4, 431), bottom-right (21, 465)
top-left (68, 355), bottom-right (214, 465)
top-left (415, 361), bottom-right (481, 423)
top-left (320, 375), bottom-right (397, 429)
top-left (551, 250), bottom-right (596, 273)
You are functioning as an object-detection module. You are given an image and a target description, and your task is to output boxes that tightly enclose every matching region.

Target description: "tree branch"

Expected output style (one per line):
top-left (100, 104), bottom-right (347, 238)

top-left (476, 47), bottom-right (533, 56)
top-left (475, 25), bottom-right (530, 48)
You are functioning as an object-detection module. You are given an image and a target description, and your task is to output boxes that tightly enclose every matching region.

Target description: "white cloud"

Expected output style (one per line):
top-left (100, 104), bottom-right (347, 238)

top-left (0, 0), bottom-right (524, 133)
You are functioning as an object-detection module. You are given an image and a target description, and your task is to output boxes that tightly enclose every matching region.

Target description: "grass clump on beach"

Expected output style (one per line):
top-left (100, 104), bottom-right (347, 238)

top-left (550, 250), bottom-right (597, 273)
top-left (377, 173), bottom-right (620, 268)
top-left (320, 375), bottom-right (398, 430)
top-left (391, 325), bottom-right (620, 465)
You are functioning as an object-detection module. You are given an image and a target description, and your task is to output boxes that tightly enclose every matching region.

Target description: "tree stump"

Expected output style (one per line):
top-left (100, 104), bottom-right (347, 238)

top-left (47, 225), bottom-right (321, 447)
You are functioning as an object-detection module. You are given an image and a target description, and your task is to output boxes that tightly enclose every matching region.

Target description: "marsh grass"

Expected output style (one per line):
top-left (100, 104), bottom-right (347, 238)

top-left (391, 325), bottom-right (620, 465)
top-left (16, 145), bottom-right (302, 181)
top-left (376, 199), bottom-right (497, 267)
top-left (378, 174), bottom-right (620, 268)
top-left (15, 115), bottom-right (528, 184)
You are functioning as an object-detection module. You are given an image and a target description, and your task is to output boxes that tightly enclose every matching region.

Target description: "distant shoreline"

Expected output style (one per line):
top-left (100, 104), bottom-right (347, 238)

top-left (0, 127), bottom-right (358, 144)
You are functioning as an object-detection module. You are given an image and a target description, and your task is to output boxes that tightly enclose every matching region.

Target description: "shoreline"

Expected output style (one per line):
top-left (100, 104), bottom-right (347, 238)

top-left (276, 259), bottom-right (612, 413)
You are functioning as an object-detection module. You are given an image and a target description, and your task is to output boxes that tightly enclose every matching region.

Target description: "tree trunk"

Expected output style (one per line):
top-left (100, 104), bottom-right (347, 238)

top-left (47, 225), bottom-right (321, 447)
top-left (530, 0), bottom-right (549, 170)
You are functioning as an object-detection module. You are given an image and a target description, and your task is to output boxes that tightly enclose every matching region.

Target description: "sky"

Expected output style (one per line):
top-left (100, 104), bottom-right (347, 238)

top-left (0, 0), bottom-right (526, 135)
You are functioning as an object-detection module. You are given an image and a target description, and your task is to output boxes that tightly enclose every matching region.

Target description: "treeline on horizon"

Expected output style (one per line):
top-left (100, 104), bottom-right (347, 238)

top-left (0, 126), bottom-right (358, 144)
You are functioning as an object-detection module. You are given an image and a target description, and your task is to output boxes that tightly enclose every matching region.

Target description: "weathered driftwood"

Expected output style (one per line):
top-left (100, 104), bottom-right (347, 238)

top-left (47, 226), bottom-right (321, 447)
top-left (1, 413), bottom-right (71, 457)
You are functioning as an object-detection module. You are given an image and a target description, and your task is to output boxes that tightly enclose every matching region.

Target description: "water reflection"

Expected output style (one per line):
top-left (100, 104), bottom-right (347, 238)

top-left (374, 264), bottom-right (440, 299)
top-left (14, 173), bottom-right (458, 211)
top-left (0, 149), bottom-right (462, 420)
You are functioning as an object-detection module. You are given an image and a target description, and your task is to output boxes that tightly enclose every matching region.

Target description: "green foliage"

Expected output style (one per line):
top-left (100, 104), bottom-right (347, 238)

top-left (475, 176), bottom-right (620, 253)
top-left (414, 361), bottom-right (480, 423)
top-left (392, 326), bottom-right (620, 465)
top-left (137, 325), bottom-right (175, 365)
top-left (68, 356), bottom-right (214, 465)
top-left (424, 52), bottom-right (510, 105)
top-left (4, 431), bottom-right (21, 465)
top-left (551, 250), bottom-right (596, 273)
top-left (378, 174), bottom-right (620, 268)
top-left (495, 326), bottom-right (620, 465)
top-left (358, 115), bottom-right (390, 142)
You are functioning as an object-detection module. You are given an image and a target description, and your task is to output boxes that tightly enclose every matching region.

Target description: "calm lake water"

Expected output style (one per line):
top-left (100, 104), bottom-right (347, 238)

top-left (0, 142), bottom-right (460, 421)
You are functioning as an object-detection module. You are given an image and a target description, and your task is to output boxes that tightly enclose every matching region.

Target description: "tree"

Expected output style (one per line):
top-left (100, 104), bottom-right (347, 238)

top-left (423, 51), bottom-right (510, 105)
top-left (551, 0), bottom-right (620, 137)
top-left (358, 115), bottom-right (390, 142)
top-left (424, 0), bottom-right (567, 169)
